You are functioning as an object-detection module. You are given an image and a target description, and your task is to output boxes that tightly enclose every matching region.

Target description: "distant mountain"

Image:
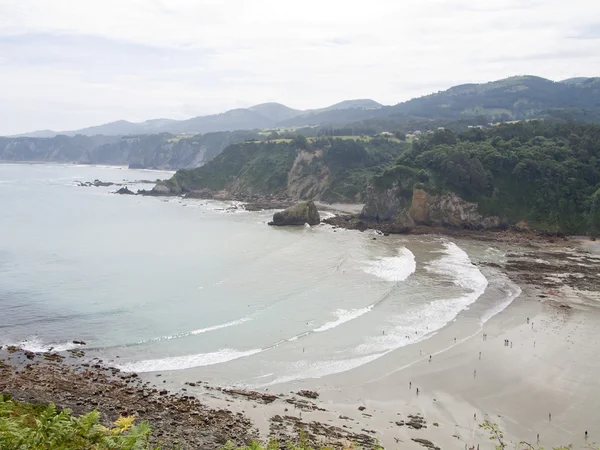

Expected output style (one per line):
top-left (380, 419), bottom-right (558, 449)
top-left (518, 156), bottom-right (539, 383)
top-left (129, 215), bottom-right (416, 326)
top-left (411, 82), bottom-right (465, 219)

top-left (310, 99), bottom-right (382, 113)
top-left (248, 102), bottom-right (303, 122)
top-left (13, 100), bottom-right (382, 138)
top-left (386, 75), bottom-right (600, 121)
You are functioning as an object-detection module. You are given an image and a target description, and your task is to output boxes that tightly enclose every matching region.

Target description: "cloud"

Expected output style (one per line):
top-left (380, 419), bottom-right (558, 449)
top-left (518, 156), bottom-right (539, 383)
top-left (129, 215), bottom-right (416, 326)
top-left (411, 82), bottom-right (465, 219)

top-left (0, 0), bottom-right (599, 134)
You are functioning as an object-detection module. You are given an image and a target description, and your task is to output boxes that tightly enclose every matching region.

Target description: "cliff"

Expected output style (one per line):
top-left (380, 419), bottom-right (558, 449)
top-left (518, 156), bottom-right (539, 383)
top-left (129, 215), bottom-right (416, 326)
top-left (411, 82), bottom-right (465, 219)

top-left (0, 131), bottom-right (259, 170)
top-left (361, 184), bottom-right (504, 231)
top-left (153, 137), bottom-right (408, 201)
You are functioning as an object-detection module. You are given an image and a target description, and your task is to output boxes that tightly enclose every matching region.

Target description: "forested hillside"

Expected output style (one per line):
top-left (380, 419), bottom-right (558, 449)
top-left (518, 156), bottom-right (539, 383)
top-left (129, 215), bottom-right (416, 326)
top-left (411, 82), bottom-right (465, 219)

top-left (158, 136), bottom-right (408, 202)
top-left (375, 121), bottom-right (600, 233)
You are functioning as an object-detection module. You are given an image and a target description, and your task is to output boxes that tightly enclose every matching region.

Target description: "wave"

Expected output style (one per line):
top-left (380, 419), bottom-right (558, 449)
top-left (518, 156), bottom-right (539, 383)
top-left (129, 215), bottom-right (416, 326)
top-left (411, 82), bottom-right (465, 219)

top-left (363, 247), bottom-right (416, 282)
top-left (356, 241), bottom-right (489, 355)
top-left (136, 317), bottom-right (252, 345)
top-left (116, 348), bottom-right (262, 373)
top-left (313, 307), bottom-right (373, 332)
top-left (265, 352), bottom-right (386, 386)
top-left (480, 276), bottom-right (522, 324)
top-left (6, 337), bottom-right (80, 353)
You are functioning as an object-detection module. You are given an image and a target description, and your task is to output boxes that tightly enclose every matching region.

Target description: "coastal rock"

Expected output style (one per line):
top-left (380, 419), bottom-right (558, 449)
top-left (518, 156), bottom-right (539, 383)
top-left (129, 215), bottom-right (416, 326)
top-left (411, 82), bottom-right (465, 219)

top-left (152, 184), bottom-right (173, 195)
top-left (184, 189), bottom-right (213, 199)
top-left (360, 181), bottom-right (411, 221)
top-left (115, 187), bottom-right (135, 195)
top-left (268, 201), bottom-right (320, 226)
top-left (409, 189), bottom-right (503, 229)
top-left (361, 184), bottom-right (505, 232)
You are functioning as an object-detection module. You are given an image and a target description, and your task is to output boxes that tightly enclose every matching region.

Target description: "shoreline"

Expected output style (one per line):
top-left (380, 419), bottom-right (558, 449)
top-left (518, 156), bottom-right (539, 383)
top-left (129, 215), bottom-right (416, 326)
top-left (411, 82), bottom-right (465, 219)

top-left (2, 235), bottom-right (599, 448)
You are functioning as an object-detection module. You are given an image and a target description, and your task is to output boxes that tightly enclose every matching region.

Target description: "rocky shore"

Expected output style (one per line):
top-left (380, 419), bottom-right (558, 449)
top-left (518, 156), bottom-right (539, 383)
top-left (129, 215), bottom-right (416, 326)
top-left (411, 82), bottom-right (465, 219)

top-left (0, 347), bottom-right (380, 449)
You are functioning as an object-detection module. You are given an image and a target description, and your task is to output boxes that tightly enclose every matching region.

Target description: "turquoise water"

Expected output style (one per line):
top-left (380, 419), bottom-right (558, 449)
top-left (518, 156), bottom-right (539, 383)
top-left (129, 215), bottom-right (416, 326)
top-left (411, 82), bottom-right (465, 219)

top-left (0, 163), bottom-right (520, 386)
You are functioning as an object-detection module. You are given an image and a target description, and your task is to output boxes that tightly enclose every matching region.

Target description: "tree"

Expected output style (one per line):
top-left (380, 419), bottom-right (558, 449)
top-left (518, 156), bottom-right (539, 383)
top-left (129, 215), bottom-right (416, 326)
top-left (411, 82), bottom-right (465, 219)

top-left (395, 131), bottom-right (407, 141)
top-left (292, 135), bottom-right (308, 149)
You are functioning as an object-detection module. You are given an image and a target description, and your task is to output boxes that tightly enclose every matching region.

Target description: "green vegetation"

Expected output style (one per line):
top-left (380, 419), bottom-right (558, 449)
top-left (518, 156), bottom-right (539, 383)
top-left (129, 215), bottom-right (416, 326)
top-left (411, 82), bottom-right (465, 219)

top-left (0, 394), bottom-right (153, 450)
top-left (162, 136), bottom-right (408, 202)
top-left (377, 121), bottom-right (600, 233)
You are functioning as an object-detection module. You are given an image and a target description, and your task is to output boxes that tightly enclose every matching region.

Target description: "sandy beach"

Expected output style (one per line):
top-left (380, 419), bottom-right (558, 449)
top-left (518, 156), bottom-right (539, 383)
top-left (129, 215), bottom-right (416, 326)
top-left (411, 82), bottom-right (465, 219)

top-left (2, 235), bottom-right (599, 449)
top-left (190, 238), bottom-right (600, 449)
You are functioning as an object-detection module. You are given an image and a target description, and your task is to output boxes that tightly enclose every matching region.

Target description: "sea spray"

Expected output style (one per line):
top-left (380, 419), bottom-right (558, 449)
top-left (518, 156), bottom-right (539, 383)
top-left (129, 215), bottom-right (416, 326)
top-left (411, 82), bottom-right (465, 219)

top-left (363, 246), bottom-right (416, 282)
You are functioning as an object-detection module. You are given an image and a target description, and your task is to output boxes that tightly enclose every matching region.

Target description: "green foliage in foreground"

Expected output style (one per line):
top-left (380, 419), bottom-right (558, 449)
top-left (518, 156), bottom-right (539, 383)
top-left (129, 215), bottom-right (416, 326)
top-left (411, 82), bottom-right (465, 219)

top-left (0, 394), bottom-right (153, 450)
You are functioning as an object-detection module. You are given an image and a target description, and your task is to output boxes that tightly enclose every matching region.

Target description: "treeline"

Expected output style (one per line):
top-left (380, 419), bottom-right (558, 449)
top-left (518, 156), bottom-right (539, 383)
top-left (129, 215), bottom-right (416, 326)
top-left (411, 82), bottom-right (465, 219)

top-left (377, 121), bottom-right (600, 233)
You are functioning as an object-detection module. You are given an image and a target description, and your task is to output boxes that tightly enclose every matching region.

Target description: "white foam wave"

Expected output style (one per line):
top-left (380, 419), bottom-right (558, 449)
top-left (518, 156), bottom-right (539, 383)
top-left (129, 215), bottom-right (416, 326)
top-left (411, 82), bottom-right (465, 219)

top-left (356, 241), bottom-right (488, 354)
top-left (265, 352), bottom-right (386, 386)
top-left (8, 337), bottom-right (80, 353)
top-left (363, 247), bottom-right (416, 282)
top-left (139, 318), bottom-right (251, 344)
top-left (314, 307), bottom-right (372, 332)
top-left (190, 318), bottom-right (251, 335)
top-left (117, 348), bottom-right (262, 373)
top-left (481, 277), bottom-right (522, 324)
top-left (288, 332), bottom-right (309, 342)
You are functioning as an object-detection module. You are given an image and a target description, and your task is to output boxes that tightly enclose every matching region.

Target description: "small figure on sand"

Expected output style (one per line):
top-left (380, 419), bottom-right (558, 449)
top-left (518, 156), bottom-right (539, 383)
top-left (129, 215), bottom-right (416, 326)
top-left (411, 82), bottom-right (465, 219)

top-left (473, 369), bottom-right (476, 378)
top-left (454, 337), bottom-right (457, 343)
top-left (479, 351), bottom-right (481, 360)
top-left (409, 381), bottom-right (412, 389)
top-left (527, 317), bottom-right (530, 324)
top-left (416, 388), bottom-right (419, 395)
top-left (549, 412), bottom-right (552, 421)
top-left (429, 355), bottom-right (432, 363)
top-left (474, 413), bottom-right (477, 420)
top-left (585, 430), bottom-right (588, 439)
top-left (537, 433), bottom-right (540, 442)
top-left (510, 341), bottom-right (513, 348)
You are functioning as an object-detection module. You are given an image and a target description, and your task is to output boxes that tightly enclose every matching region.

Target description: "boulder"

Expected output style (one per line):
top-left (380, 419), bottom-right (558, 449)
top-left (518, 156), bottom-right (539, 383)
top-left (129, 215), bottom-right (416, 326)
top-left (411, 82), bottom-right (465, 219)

top-left (115, 187), bottom-right (135, 195)
top-left (268, 201), bottom-right (320, 226)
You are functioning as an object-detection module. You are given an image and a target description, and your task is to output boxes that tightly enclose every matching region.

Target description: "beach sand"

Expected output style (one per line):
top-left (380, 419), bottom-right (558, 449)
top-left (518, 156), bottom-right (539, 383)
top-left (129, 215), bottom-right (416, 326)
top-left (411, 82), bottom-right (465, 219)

top-left (194, 239), bottom-right (600, 449)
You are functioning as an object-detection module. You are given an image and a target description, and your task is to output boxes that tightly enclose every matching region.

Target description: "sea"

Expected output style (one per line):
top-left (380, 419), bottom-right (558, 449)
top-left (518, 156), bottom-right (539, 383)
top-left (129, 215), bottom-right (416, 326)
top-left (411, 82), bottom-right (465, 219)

top-left (0, 163), bottom-right (521, 387)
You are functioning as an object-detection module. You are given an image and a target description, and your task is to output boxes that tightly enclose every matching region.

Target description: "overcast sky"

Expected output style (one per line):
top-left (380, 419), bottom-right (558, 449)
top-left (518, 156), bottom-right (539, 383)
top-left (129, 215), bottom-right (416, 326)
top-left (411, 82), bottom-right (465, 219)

top-left (1, 0), bottom-right (599, 135)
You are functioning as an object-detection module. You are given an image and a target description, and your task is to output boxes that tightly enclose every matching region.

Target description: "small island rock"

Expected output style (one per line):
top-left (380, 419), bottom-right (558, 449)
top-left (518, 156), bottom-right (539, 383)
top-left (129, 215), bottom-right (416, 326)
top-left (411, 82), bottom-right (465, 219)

top-left (115, 187), bottom-right (135, 195)
top-left (269, 201), bottom-right (320, 226)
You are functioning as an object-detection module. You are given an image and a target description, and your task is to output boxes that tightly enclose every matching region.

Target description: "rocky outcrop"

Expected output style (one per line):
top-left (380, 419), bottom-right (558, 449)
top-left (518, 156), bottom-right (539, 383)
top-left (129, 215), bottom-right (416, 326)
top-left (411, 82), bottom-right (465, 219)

top-left (360, 181), bottom-right (412, 220)
top-left (361, 184), bottom-right (504, 232)
top-left (409, 189), bottom-right (503, 229)
top-left (115, 187), bottom-right (135, 195)
top-left (269, 201), bottom-right (321, 226)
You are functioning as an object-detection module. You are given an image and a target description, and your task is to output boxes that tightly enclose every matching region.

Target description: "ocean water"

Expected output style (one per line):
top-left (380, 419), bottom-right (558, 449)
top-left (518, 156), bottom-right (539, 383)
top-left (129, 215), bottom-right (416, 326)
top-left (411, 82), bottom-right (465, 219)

top-left (0, 163), bottom-right (520, 386)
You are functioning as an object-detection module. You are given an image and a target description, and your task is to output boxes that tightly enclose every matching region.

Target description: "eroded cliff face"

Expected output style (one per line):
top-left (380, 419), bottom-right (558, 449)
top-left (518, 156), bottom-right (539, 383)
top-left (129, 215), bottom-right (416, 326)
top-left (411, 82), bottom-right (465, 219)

top-left (361, 184), bottom-right (504, 230)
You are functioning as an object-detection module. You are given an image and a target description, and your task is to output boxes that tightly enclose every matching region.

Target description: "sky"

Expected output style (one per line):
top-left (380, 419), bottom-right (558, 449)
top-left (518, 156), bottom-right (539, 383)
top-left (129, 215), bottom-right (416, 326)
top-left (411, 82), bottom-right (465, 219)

top-left (0, 0), bottom-right (599, 135)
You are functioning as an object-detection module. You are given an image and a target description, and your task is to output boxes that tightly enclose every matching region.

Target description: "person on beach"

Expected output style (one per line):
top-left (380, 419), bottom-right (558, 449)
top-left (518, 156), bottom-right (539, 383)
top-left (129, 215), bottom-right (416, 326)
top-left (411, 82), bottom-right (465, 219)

top-left (537, 433), bottom-right (540, 442)
top-left (416, 388), bottom-right (419, 395)
top-left (429, 355), bottom-right (432, 362)
top-left (479, 351), bottom-right (481, 360)
top-left (527, 317), bottom-right (530, 324)
top-left (549, 413), bottom-right (551, 421)
top-left (409, 381), bottom-right (412, 389)
top-left (585, 430), bottom-right (588, 439)
top-left (474, 369), bottom-right (477, 378)
top-left (474, 413), bottom-right (477, 420)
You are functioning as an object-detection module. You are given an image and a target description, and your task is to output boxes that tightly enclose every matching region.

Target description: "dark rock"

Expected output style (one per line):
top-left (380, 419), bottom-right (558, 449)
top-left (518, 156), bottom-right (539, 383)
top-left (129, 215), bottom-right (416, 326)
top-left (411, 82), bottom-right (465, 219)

top-left (412, 438), bottom-right (441, 450)
top-left (268, 201), bottom-right (320, 226)
top-left (296, 390), bottom-right (319, 399)
top-left (72, 340), bottom-right (87, 345)
top-left (115, 187), bottom-right (135, 195)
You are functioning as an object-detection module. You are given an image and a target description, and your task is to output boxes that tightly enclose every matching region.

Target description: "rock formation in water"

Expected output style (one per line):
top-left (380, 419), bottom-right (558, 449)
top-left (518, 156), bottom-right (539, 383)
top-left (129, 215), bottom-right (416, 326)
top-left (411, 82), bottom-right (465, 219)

top-left (269, 201), bottom-right (321, 226)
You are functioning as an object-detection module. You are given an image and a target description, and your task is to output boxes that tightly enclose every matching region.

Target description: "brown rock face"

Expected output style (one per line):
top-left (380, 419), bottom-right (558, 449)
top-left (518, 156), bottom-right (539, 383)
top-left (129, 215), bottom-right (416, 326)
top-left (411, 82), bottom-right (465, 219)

top-left (408, 189), bottom-right (503, 229)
